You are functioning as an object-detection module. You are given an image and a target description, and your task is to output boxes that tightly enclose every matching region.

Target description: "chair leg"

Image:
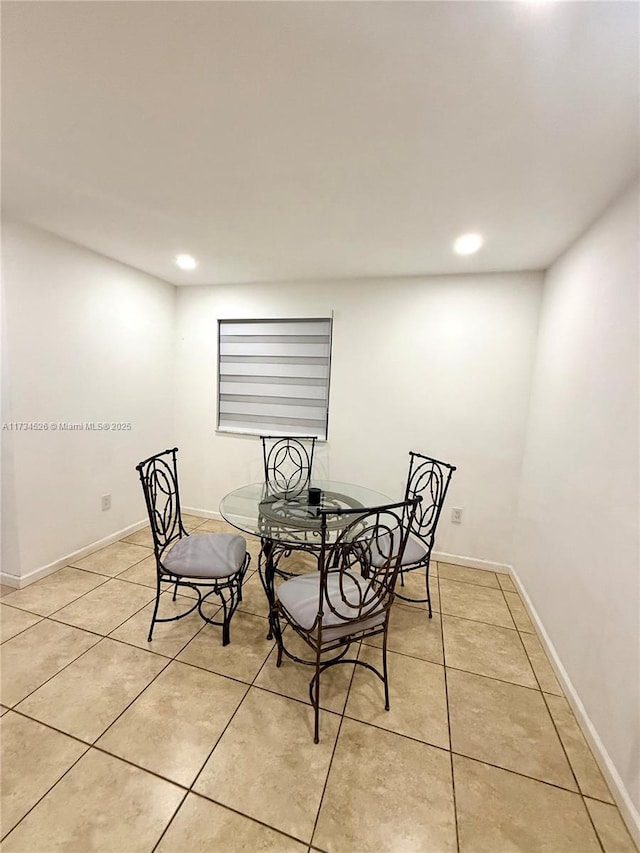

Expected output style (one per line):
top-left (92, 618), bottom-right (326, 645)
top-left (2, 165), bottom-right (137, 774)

top-left (221, 601), bottom-right (231, 646)
top-left (426, 568), bottom-right (433, 619)
top-left (172, 578), bottom-right (179, 602)
top-left (382, 631), bottom-right (391, 711)
top-left (313, 651), bottom-right (321, 744)
top-left (148, 577), bottom-right (162, 642)
top-left (217, 585), bottom-right (231, 647)
top-left (274, 608), bottom-right (284, 667)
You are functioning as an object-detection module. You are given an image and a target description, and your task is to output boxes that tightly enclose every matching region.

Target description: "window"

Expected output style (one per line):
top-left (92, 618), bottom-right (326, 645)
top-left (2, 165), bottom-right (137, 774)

top-left (217, 318), bottom-right (332, 439)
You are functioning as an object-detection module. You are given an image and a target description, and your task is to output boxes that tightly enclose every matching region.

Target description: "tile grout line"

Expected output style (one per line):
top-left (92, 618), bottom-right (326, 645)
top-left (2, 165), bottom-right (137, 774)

top-left (3, 538), bottom-right (624, 851)
top-left (0, 569), bottom-right (114, 622)
top-left (494, 583), bottom-right (607, 850)
top-left (175, 789), bottom-right (313, 850)
top-left (2, 624), bottom-right (105, 710)
top-left (0, 726), bottom-right (93, 844)
top-left (450, 750), bottom-right (620, 806)
top-left (308, 640), bottom-right (361, 850)
top-left (538, 689), bottom-right (607, 853)
top-left (2, 534), bottom-right (295, 849)
top-left (149, 789), bottom-right (190, 853)
top-left (0, 609), bottom-right (45, 645)
top-left (437, 569), bottom-right (460, 853)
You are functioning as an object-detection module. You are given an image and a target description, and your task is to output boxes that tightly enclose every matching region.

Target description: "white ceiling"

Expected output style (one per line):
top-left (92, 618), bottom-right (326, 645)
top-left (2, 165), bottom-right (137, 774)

top-left (2, 1), bottom-right (638, 286)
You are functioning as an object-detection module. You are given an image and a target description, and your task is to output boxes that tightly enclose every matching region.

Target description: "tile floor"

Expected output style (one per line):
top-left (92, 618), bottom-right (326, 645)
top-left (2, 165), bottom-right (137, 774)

top-left (0, 517), bottom-right (637, 852)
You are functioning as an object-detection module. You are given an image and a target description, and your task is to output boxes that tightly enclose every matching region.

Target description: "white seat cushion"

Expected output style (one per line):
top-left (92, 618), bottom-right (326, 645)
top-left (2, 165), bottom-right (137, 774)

top-left (401, 532), bottom-right (429, 567)
top-left (369, 529), bottom-right (429, 569)
top-left (162, 533), bottom-right (246, 579)
top-left (277, 571), bottom-right (385, 643)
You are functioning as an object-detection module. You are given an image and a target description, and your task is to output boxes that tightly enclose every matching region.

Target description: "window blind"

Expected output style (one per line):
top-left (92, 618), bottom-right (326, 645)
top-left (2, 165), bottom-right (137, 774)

top-left (217, 318), bottom-right (332, 439)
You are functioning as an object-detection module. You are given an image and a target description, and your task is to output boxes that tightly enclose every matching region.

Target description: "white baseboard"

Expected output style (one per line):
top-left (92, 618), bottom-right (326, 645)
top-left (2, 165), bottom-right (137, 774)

top-left (186, 510), bottom-right (512, 576)
top-left (433, 550), bottom-right (511, 574)
top-left (510, 565), bottom-right (640, 848)
top-left (0, 519), bottom-right (149, 589)
top-left (182, 506), bottom-right (218, 521)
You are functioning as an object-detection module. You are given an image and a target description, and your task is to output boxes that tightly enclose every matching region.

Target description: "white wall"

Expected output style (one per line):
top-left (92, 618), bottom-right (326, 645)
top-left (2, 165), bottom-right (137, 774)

top-left (514, 184), bottom-right (640, 815)
top-left (175, 272), bottom-right (543, 566)
top-left (1, 221), bottom-right (176, 583)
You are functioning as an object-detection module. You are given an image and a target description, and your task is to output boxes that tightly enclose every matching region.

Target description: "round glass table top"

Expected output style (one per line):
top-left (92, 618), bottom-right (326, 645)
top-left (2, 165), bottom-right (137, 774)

top-left (220, 479), bottom-right (393, 546)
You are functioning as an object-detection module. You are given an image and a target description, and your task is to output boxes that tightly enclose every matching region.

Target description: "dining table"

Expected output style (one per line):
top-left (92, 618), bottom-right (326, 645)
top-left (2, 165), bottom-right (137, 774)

top-left (220, 479), bottom-right (393, 637)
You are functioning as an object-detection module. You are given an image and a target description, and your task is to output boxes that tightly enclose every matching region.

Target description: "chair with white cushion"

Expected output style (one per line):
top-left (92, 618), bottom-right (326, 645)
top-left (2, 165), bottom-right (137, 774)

top-left (395, 451), bottom-right (456, 617)
top-left (258, 434), bottom-right (318, 588)
top-left (273, 496), bottom-right (420, 742)
top-left (136, 447), bottom-right (250, 646)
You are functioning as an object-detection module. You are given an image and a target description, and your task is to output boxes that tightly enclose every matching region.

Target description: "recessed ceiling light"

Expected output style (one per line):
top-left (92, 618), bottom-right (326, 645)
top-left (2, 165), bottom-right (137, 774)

top-left (175, 253), bottom-right (198, 270)
top-left (453, 233), bottom-right (484, 256)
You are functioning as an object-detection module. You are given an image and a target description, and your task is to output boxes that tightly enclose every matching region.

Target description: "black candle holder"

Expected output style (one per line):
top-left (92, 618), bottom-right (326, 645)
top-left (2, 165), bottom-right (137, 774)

top-left (308, 487), bottom-right (322, 506)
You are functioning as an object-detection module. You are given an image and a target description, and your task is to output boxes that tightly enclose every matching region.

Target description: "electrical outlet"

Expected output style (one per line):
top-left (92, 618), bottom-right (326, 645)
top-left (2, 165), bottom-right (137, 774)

top-left (101, 494), bottom-right (111, 512)
top-left (451, 507), bottom-right (463, 524)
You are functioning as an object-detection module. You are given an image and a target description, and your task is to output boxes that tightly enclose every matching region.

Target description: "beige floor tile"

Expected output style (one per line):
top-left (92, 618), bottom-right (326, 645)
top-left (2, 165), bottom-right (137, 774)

top-left (110, 594), bottom-right (207, 658)
top-left (194, 688), bottom-right (339, 842)
top-left (0, 567), bottom-right (108, 617)
top-left (314, 717), bottom-right (456, 852)
top-left (116, 553), bottom-right (158, 588)
top-left (156, 793), bottom-right (307, 853)
top-left (0, 705), bottom-right (8, 716)
top-left (504, 590), bottom-right (535, 633)
top-left (584, 798), bottom-right (638, 853)
top-left (17, 638), bottom-right (167, 742)
top-left (154, 572), bottom-right (200, 600)
top-left (122, 527), bottom-right (155, 548)
top-left (454, 754), bottom-right (601, 853)
top-left (545, 693), bottom-right (613, 802)
top-left (447, 668), bottom-right (577, 790)
top-left (53, 578), bottom-right (156, 635)
top-left (394, 567), bottom-right (441, 611)
top-left (182, 514), bottom-right (209, 529)
top-left (275, 548), bottom-right (320, 575)
top-left (0, 711), bottom-right (88, 835)
top-left (244, 541), bottom-right (263, 573)
top-left (364, 603), bottom-right (444, 665)
top-left (439, 562), bottom-right (499, 588)
top-left (255, 631), bottom-right (354, 713)
top-left (237, 570), bottom-right (270, 619)
top-left (178, 611), bottom-right (273, 683)
top-left (196, 518), bottom-right (236, 534)
top-left (1, 604), bottom-right (42, 642)
top-left (443, 614), bottom-right (537, 688)
top-left (1, 619), bottom-right (100, 707)
top-left (439, 578), bottom-right (515, 628)
top-left (0, 584), bottom-right (18, 598)
top-left (97, 660), bottom-right (246, 786)
top-left (71, 541), bottom-right (153, 577)
top-left (497, 573), bottom-right (517, 593)
top-left (345, 645), bottom-right (449, 748)
top-left (520, 632), bottom-right (563, 695)
top-left (1, 748), bottom-right (183, 853)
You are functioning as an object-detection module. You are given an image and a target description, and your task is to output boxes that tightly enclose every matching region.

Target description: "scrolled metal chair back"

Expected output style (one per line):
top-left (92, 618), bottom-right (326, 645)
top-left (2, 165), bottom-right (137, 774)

top-left (136, 447), bottom-right (186, 554)
top-left (403, 451), bottom-right (456, 546)
top-left (261, 435), bottom-right (317, 497)
top-left (318, 498), bottom-right (420, 627)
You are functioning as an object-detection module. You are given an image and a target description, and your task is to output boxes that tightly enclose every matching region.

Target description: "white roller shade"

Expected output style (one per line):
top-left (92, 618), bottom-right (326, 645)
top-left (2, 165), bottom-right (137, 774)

top-left (217, 318), bottom-right (332, 439)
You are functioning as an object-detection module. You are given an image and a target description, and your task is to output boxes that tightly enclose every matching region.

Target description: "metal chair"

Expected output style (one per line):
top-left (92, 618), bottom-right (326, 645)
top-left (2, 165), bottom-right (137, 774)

top-left (260, 435), bottom-right (317, 497)
top-left (272, 497), bottom-right (421, 742)
top-left (396, 451), bottom-right (456, 617)
top-left (258, 435), bottom-right (318, 594)
top-left (136, 447), bottom-right (250, 646)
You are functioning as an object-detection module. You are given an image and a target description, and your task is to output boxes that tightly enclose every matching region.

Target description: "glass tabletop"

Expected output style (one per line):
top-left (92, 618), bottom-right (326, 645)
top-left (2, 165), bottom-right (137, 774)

top-left (220, 479), bottom-right (394, 546)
